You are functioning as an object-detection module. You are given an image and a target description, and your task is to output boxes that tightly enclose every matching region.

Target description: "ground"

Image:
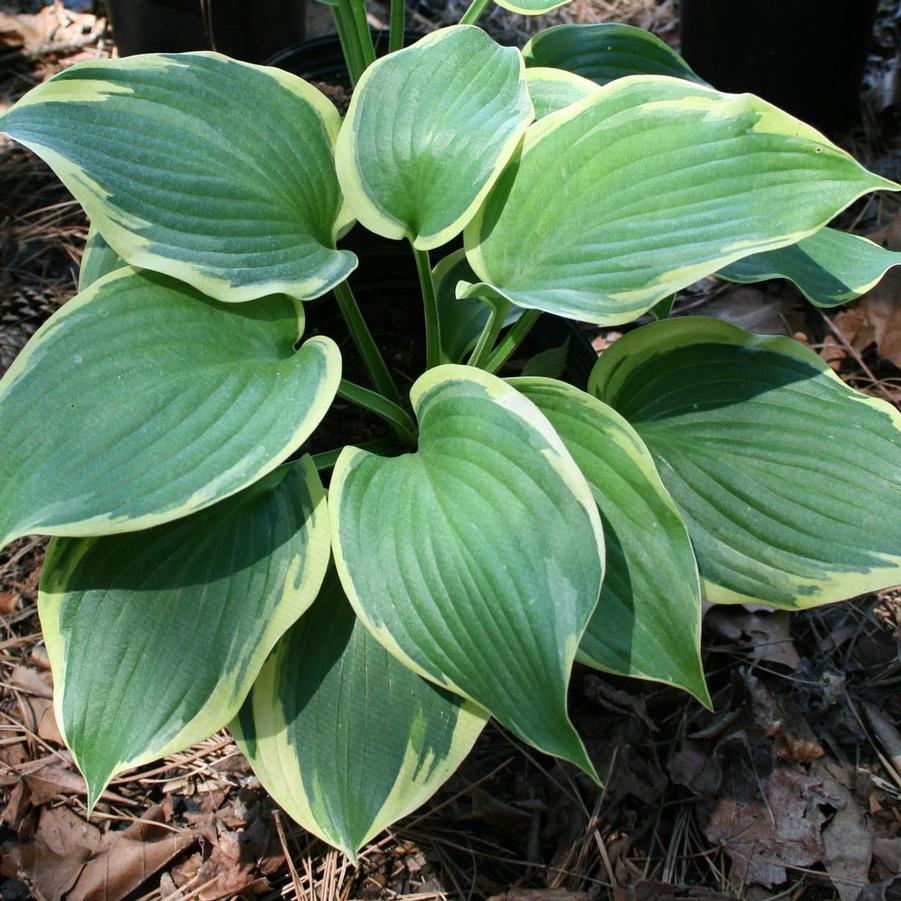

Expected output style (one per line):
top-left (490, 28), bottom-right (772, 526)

top-left (1, 2), bottom-right (901, 899)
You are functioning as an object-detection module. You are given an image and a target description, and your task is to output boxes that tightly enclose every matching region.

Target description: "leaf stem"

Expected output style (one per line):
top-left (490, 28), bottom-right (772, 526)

top-left (334, 280), bottom-right (403, 405)
top-left (484, 310), bottom-right (542, 374)
top-left (468, 297), bottom-right (511, 369)
top-left (332, 4), bottom-right (364, 85)
top-left (459, 0), bottom-right (491, 25)
top-left (312, 437), bottom-right (396, 471)
top-left (338, 379), bottom-right (417, 446)
top-left (348, 0), bottom-right (377, 70)
top-left (413, 246), bottom-right (442, 370)
top-left (389, 0), bottom-right (405, 52)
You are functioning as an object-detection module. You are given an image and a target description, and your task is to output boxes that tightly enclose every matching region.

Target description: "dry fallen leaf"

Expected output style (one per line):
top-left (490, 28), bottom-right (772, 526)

top-left (815, 758), bottom-right (872, 901)
top-left (68, 805), bottom-right (194, 901)
top-left (705, 608), bottom-right (801, 670)
top-left (2, 804), bottom-right (99, 900)
top-left (703, 739), bottom-right (827, 888)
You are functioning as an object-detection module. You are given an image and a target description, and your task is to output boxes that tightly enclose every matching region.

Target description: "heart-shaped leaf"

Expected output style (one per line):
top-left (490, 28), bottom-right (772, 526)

top-left (233, 568), bottom-right (486, 860)
top-left (0, 53), bottom-right (356, 302)
top-left (465, 76), bottom-right (896, 325)
top-left (526, 67), bottom-right (597, 119)
top-left (40, 457), bottom-right (329, 806)
top-left (331, 366), bottom-right (603, 774)
top-left (514, 378), bottom-right (708, 704)
top-left (0, 268), bottom-right (339, 550)
top-left (336, 26), bottom-right (533, 249)
top-left (719, 227), bottom-right (901, 308)
top-left (523, 23), bottom-right (703, 85)
top-left (590, 317), bottom-right (901, 609)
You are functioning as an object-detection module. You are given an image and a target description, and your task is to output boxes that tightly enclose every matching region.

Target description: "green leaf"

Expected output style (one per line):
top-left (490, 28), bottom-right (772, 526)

top-left (39, 457), bottom-right (329, 806)
top-left (495, 0), bottom-right (572, 15)
top-left (433, 249), bottom-right (520, 362)
top-left (520, 338), bottom-right (570, 378)
top-left (590, 317), bottom-right (901, 610)
top-left (79, 225), bottom-right (123, 291)
top-left (526, 67), bottom-right (597, 119)
top-left (331, 365), bottom-right (603, 775)
top-left (523, 23), bottom-right (703, 85)
top-left (0, 268), bottom-right (340, 549)
top-left (233, 568), bottom-right (487, 860)
top-left (512, 379), bottom-right (708, 704)
top-left (335, 26), bottom-right (533, 249)
top-left (0, 53), bottom-right (356, 303)
top-left (718, 227), bottom-right (901, 308)
top-left (464, 76), bottom-right (897, 326)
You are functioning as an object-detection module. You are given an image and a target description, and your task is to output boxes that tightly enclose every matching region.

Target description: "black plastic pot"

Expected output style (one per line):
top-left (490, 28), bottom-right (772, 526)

top-left (105, 0), bottom-right (208, 56)
top-left (267, 30), bottom-right (425, 82)
top-left (105, 0), bottom-right (306, 61)
top-left (680, 0), bottom-right (878, 135)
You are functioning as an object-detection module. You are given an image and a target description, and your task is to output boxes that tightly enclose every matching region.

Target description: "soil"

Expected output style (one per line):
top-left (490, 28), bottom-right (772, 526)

top-left (2, 2), bottom-right (901, 900)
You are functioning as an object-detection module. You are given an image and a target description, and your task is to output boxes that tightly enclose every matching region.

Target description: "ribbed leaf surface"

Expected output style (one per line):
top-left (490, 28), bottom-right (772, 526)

top-left (0, 53), bottom-right (355, 302)
top-left (233, 569), bottom-right (486, 859)
top-left (719, 227), bottom-right (901, 307)
top-left (465, 76), bottom-right (895, 325)
top-left (591, 318), bottom-right (901, 609)
top-left (523, 23), bottom-right (702, 85)
top-left (332, 366), bottom-right (603, 774)
top-left (0, 269), bottom-right (339, 549)
top-left (514, 378), bottom-right (708, 703)
top-left (39, 458), bottom-right (329, 806)
top-left (336, 26), bottom-right (532, 249)
top-left (526, 67), bottom-right (596, 118)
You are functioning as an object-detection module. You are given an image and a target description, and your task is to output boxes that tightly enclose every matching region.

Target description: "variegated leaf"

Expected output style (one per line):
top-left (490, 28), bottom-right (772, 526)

top-left (1, 53), bottom-right (355, 302)
top-left (39, 457), bottom-right (330, 806)
top-left (233, 568), bottom-right (486, 859)
top-left (590, 317), bottom-right (901, 609)
top-left (0, 269), bottom-right (339, 549)
top-left (331, 366), bottom-right (603, 775)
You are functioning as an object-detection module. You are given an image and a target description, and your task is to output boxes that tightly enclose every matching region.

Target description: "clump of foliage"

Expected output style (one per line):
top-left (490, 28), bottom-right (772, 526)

top-left (1, 0), bottom-right (899, 859)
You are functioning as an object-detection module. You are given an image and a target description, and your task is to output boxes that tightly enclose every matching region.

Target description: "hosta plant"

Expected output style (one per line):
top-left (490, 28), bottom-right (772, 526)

top-left (2, 0), bottom-right (901, 859)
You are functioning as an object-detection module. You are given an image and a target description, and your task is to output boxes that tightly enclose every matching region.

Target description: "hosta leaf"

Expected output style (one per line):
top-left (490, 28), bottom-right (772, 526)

top-left (233, 569), bottom-right (486, 859)
top-left (0, 53), bottom-right (355, 303)
top-left (433, 249), bottom-right (520, 362)
top-left (335, 26), bottom-right (532, 249)
top-left (495, 0), bottom-right (572, 14)
top-left (331, 365), bottom-right (603, 774)
top-left (0, 268), bottom-right (339, 550)
top-left (719, 227), bottom-right (901, 308)
top-left (79, 226), bottom-right (123, 291)
top-left (523, 23), bottom-right (703, 85)
top-left (514, 378), bottom-right (708, 704)
top-left (465, 76), bottom-right (896, 326)
top-left (590, 317), bottom-right (901, 609)
top-left (39, 457), bottom-right (329, 806)
top-left (526, 67), bottom-right (597, 119)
